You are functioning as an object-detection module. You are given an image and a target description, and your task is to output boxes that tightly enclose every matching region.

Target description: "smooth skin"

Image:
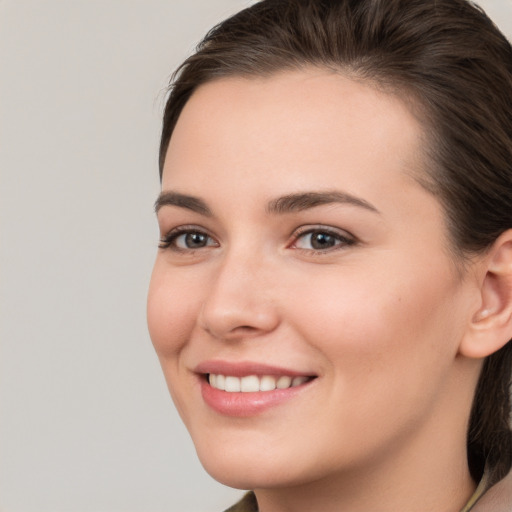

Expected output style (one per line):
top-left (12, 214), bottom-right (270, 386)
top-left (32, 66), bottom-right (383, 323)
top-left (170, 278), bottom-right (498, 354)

top-left (148, 69), bottom-right (512, 512)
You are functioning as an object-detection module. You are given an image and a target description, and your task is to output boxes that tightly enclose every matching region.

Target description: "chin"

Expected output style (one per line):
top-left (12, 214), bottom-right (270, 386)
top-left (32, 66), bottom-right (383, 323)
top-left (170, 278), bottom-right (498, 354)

top-left (200, 459), bottom-right (265, 490)
top-left (195, 441), bottom-right (269, 488)
top-left (192, 438), bottom-right (285, 488)
top-left (199, 457), bottom-right (302, 490)
top-left (193, 435), bottom-right (333, 491)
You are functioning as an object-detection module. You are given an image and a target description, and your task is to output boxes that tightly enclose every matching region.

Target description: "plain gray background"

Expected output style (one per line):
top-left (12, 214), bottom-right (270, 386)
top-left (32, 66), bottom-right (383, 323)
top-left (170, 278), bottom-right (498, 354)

top-left (1, 1), bottom-right (511, 511)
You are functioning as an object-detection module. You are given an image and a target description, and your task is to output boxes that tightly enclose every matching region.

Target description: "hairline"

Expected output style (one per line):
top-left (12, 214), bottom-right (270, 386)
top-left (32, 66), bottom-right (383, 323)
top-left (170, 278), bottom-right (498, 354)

top-left (160, 64), bottom-right (474, 273)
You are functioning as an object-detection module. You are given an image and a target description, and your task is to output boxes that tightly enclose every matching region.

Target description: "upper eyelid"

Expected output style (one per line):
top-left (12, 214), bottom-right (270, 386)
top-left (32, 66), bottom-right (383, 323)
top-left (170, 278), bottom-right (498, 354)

top-left (158, 223), bottom-right (357, 249)
top-left (289, 225), bottom-right (357, 251)
top-left (291, 224), bottom-right (356, 239)
top-left (159, 225), bottom-right (218, 249)
top-left (160, 223), bottom-right (353, 236)
top-left (160, 223), bottom-right (213, 236)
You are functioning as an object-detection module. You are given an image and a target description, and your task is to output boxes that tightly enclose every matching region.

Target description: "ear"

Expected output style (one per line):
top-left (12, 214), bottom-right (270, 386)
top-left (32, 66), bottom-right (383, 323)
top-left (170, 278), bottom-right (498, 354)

top-left (459, 229), bottom-right (512, 359)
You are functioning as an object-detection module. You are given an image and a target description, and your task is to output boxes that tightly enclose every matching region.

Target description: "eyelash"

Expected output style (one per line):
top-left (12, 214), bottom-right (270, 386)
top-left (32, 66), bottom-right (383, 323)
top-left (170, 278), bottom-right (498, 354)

top-left (158, 225), bottom-right (356, 253)
top-left (290, 226), bottom-right (356, 253)
top-left (158, 225), bottom-right (218, 251)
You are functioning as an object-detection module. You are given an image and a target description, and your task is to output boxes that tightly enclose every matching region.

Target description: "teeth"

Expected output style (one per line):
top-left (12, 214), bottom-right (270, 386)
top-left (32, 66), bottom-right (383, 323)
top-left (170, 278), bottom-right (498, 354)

top-left (292, 376), bottom-right (309, 387)
top-left (216, 374), bottom-right (225, 390)
top-left (240, 375), bottom-right (260, 392)
top-left (260, 375), bottom-right (277, 391)
top-left (208, 374), bottom-right (311, 392)
top-left (276, 376), bottom-right (292, 389)
top-left (224, 376), bottom-right (241, 392)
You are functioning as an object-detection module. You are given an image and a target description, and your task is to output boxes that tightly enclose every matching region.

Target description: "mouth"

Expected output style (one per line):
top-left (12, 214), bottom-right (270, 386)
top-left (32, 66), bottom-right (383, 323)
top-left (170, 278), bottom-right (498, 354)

top-left (195, 362), bottom-right (317, 417)
top-left (207, 373), bottom-right (314, 392)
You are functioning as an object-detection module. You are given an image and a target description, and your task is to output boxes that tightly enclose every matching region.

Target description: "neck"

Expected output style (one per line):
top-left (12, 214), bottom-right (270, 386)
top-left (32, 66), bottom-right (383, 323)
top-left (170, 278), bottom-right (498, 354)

top-left (255, 449), bottom-right (475, 512)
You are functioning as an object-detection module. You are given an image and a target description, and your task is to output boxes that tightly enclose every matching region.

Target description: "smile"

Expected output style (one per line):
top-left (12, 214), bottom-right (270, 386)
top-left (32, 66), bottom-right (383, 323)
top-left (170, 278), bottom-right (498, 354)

top-left (208, 374), bottom-right (311, 392)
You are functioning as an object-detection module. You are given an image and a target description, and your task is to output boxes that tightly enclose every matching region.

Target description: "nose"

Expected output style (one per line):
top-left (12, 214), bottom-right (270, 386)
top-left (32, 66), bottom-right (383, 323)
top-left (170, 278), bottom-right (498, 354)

top-left (198, 251), bottom-right (280, 341)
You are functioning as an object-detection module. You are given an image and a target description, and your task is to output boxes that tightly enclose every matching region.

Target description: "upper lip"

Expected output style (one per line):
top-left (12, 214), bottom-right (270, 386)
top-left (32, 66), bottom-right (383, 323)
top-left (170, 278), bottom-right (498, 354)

top-left (194, 360), bottom-right (316, 378)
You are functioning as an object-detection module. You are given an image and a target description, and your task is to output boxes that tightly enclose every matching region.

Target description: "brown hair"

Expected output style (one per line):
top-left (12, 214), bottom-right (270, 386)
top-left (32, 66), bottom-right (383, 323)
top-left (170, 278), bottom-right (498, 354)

top-left (159, 0), bottom-right (512, 484)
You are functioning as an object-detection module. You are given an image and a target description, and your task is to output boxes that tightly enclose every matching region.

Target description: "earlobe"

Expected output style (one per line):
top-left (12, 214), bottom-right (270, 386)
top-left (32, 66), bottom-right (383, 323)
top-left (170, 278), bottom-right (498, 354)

top-left (459, 230), bottom-right (512, 359)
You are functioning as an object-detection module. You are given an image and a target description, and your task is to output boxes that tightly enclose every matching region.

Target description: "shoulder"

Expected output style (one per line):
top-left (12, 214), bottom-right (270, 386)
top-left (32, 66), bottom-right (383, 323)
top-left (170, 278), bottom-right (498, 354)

top-left (223, 492), bottom-right (258, 512)
top-left (471, 468), bottom-right (512, 512)
top-left (221, 474), bottom-right (512, 512)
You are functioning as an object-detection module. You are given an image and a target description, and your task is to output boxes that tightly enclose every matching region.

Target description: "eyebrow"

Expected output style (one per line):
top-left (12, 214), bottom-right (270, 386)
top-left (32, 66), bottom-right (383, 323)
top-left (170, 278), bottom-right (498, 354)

top-left (266, 191), bottom-right (380, 215)
top-left (154, 190), bottom-right (379, 216)
top-left (154, 191), bottom-right (212, 216)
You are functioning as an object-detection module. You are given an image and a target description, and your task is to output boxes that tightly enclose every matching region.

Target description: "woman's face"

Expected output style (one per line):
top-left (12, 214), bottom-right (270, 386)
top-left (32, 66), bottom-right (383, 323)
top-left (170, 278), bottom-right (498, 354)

top-left (148, 70), bottom-right (478, 490)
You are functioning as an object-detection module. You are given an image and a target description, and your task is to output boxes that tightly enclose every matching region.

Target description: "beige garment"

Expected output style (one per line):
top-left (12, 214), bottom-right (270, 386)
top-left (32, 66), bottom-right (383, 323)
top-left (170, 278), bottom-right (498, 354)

top-left (471, 468), bottom-right (512, 512)
top-left (224, 468), bottom-right (512, 512)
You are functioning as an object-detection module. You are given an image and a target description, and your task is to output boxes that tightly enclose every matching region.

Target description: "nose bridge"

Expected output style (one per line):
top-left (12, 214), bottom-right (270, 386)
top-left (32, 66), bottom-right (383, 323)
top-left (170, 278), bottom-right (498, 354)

top-left (199, 243), bottom-right (279, 339)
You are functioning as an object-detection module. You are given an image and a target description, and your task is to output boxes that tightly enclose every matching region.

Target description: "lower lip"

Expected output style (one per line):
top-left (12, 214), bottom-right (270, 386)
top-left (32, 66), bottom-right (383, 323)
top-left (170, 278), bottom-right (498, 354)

top-left (200, 378), bottom-right (313, 417)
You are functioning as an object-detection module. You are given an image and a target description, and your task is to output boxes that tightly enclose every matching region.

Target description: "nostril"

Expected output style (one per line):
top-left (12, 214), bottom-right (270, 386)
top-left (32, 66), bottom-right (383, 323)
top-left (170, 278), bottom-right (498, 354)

top-left (198, 292), bottom-right (280, 340)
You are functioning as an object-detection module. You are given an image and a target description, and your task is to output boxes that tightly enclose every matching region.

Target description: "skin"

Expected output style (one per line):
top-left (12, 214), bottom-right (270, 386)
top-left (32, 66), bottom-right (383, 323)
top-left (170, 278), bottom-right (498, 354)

top-left (147, 70), bottom-right (487, 511)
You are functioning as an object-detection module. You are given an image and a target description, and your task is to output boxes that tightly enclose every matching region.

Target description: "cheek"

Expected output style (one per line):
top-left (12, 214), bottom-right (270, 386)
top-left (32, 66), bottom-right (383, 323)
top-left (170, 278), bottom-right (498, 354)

top-left (147, 260), bottom-right (206, 423)
top-left (287, 259), bottom-right (462, 379)
top-left (281, 262), bottom-right (466, 458)
top-left (147, 260), bottom-right (201, 359)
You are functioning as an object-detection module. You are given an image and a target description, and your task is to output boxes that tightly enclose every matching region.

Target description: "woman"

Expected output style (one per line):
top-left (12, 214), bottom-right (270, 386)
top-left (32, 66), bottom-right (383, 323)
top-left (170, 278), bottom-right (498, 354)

top-left (147, 0), bottom-right (512, 510)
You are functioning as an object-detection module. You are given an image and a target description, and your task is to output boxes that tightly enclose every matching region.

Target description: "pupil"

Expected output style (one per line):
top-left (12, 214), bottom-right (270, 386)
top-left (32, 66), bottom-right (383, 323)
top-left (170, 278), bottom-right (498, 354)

top-left (312, 232), bottom-right (335, 250)
top-left (186, 232), bottom-right (207, 248)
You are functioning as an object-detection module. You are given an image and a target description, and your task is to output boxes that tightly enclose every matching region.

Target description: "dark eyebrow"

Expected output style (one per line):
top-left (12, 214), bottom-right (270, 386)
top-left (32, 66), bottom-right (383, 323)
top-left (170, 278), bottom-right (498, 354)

top-left (154, 191), bottom-right (212, 216)
top-left (266, 191), bottom-right (380, 214)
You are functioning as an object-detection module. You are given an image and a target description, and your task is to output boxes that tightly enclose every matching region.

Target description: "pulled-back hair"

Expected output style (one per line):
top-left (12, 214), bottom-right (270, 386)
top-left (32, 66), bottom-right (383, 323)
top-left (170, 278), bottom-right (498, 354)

top-left (159, 0), bottom-right (512, 484)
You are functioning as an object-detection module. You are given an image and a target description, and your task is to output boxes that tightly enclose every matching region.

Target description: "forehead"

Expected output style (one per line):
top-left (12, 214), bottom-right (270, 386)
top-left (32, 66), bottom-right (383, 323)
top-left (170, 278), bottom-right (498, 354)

top-left (172, 70), bottom-right (421, 147)
top-left (163, 70), bottom-right (426, 205)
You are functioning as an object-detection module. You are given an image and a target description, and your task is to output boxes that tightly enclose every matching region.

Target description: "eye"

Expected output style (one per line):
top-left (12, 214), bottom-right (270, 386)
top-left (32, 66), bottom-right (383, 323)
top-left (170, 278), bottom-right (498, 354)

top-left (159, 227), bottom-right (218, 251)
top-left (292, 227), bottom-right (355, 252)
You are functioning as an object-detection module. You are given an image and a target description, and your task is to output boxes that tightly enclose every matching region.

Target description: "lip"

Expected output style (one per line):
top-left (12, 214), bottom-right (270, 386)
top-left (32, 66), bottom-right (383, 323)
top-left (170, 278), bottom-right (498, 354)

top-left (195, 360), bottom-right (317, 417)
top-left (195, 360), bottom-right (314, 378)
